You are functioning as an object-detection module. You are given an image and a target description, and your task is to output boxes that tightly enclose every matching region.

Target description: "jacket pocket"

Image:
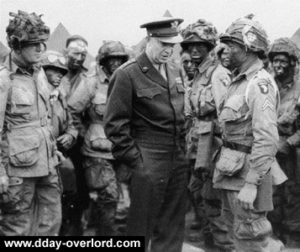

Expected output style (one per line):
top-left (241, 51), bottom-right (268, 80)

top-left (137, 87), bottom-right (161, 99)
top-left (11, 87), bottom-right (34, 115)
top-left (215, 146), bottom-right (246, 176)
top-left (9, 133), bottom-right (40, 167)
top-left (93, 92), bottom-right (107, 116)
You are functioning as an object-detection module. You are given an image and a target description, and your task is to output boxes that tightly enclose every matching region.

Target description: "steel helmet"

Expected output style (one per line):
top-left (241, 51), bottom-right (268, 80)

top-left (41, 50), bottom-right (68, 75)
top-left (6, 10), bottom-right (50, 49)
top-left (220, 14), bottom-right (269, 55)
top-left (97, 41), bottom-right (129, 66)
top-left (181, 19), bottom-right (218, 51)
top-left (268, 37), bottom-right (299, 63)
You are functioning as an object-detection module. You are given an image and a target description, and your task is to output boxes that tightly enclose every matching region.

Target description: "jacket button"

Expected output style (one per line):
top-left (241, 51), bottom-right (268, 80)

top-left (142, 67), bottom-right (148, 72)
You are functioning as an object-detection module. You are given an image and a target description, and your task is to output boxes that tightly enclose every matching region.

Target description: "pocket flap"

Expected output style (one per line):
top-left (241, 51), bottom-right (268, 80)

top-left (12, 87), bottom-right (34, 106)
top-left (176, 85), bottom-right (185, 93)
top-left (195, 121), bottom-right (213, 134)
top-left (9, 134), bottom-right (40, 155)
top-left (215, 146), bottom-right (246, 176)
top-left (137, 87), bottom-right (161, 99)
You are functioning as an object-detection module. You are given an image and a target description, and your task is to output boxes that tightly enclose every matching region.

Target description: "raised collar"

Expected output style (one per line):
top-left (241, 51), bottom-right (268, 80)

top-left (3, 52), bottom-right (41, 75)
top-left (197, 55), bottom-right (216, 74)
top-left (97, 65), bottom-right (109, 84)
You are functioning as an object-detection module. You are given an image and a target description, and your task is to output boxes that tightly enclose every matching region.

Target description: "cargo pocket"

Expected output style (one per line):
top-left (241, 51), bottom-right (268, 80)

top-left (235, 216), bottom-right (272, 239)
top-left (215, 146), bottom-right (246, 176)
top-left (9, 134), bottom-right (40, 167)
top-left (0, 178), bottom-right (24, 214)
top-left (137, 87), bottom-right (161, 99)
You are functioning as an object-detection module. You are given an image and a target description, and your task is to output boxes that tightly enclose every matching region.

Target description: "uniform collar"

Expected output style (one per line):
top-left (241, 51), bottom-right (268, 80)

top-left (97, 65), bottom-right (109, 83)
top-left (196, 55), bottom-right (215, 74)
top-left (136, 52), bottom-right (169, 87)
top-left (3, 52), bottom-right (41, 75)
top-left (232, 58), bottom-right (263, 82)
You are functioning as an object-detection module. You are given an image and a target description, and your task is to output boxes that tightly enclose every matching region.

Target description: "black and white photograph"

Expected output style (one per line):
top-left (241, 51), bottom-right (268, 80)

top-left (0, 0), bottom-right (300, 251)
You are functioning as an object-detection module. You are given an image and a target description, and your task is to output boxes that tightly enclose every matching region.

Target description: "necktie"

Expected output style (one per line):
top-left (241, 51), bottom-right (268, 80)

top-left (159, 64), bottom-right (167, 81)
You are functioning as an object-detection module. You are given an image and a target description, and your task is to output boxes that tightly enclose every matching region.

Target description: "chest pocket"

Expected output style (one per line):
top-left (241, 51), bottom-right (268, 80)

top-left (93, 92), bottom-right (107, 116)
top-left (11, 87), bottom-right (34, 115)
top-left (137, 87), bottom-right (161, 99)
top-left (219, 95), bottom-right (246, 122)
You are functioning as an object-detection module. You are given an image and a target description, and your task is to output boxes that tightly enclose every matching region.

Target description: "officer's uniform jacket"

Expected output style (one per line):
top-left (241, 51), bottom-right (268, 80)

top-left (213, 59), bottom-right (279, 211)
top-left (104, 52), bottom-right (186, 169)
top-left (0, 54), bottom-right (56, 178)
top-left (60, 67), bottom-right (88, 138)
top-left (68, 66), bottom-right (113, 160)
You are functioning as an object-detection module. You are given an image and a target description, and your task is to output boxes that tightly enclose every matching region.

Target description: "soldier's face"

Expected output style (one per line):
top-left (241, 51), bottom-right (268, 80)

top-left (187, 43), bottom-right (209, 65)
top-left (104, 57), bottom-right (124, 75)
top-left (225, 41), bottom-right (247, 69)
top-left (272, 54), bottom-right (290, 78)
top-left (181, 52), bottom-right (195, 80)
top-left (220, 47), bottom-right (231, 68)
top-left (66, 40), bottom-right (88, 70)
top-left (147, 37), bottom-right (174, 64)
top-left (19, 42), bottom-right (46, 65)
top-left (45, 68), bottom-right (65, 87)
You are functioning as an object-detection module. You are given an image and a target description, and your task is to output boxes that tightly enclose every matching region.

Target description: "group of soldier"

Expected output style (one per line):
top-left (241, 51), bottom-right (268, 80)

top-left (0, 8), bottom-right (299, 252)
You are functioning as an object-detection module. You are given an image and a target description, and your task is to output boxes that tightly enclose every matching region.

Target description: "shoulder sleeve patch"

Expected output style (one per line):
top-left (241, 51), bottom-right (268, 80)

top-left (257, 78), bottom-right (271, 94)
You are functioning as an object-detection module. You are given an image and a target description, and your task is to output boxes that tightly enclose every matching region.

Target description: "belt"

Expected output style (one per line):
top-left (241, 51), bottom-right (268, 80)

top-left (223, 140), bottom-right (252, 154)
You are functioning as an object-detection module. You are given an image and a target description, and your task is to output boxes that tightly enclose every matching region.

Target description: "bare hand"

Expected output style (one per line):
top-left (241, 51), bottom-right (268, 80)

top-left (237, 183), bottom-right (257, 210)
top-left (57, 134), bottom-right (74, 149)
top-left (0, 175), bottom-right (9, 194)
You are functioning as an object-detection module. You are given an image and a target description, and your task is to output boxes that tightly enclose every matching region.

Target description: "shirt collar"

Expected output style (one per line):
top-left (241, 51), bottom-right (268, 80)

top-left (232, 58), bottom-right (263, 83)
top-left (3, 52), bottom-right (41, 75)
top-left (97, 65), bottom-right (109, 83)
top-left (197, 55), bottom-right (215, 74)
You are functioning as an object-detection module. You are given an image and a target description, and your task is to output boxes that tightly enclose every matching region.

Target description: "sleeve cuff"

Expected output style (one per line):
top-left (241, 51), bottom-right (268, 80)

top-left (66, 129), bottom-right (78, 140)
top-left (286, 136), bottom-right (297, 147)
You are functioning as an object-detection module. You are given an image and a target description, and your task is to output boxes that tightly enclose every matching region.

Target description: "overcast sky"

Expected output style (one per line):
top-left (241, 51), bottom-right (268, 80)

top-left (1, 0), bottom-right (300, 56)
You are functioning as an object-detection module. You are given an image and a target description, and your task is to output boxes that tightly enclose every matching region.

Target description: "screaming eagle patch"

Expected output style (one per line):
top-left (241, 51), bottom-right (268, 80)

top-left (257, 79), bottom-right (270, 94)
